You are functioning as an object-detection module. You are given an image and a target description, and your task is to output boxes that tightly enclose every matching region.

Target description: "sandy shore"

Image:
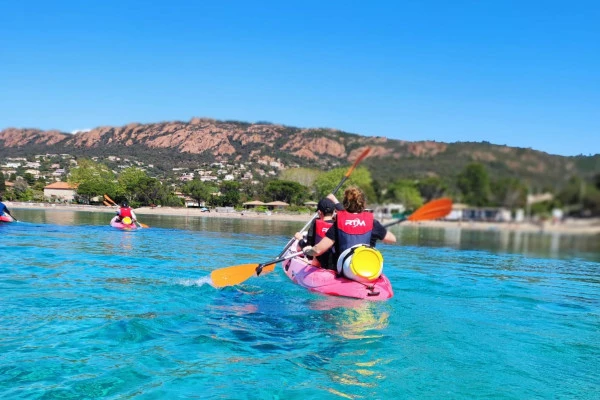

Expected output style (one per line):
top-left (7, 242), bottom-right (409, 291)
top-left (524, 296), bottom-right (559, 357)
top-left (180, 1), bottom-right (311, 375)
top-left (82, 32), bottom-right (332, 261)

top-left (7, 201), bottom-right (600, 235)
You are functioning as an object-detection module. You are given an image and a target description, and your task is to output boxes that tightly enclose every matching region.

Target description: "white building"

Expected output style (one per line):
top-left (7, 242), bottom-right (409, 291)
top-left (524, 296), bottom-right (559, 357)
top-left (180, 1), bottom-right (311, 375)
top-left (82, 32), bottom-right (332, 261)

top-left (44, 182), bottom-right (78, 202)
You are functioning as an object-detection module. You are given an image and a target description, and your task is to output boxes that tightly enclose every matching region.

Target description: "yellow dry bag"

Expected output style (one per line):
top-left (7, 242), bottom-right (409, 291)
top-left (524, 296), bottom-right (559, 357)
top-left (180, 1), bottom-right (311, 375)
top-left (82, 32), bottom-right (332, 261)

top-left (337, 245), bottom-right (383, 283)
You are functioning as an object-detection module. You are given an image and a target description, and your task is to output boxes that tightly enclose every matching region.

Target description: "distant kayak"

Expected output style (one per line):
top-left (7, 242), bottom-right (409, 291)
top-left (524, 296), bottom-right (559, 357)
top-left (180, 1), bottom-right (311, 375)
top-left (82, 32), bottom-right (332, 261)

top-left (110, 216), bottom-right (137, 230)
top-left (0, 215), bottom-right (15, 223)
top-left (282, 247), bottom-right (394, 301)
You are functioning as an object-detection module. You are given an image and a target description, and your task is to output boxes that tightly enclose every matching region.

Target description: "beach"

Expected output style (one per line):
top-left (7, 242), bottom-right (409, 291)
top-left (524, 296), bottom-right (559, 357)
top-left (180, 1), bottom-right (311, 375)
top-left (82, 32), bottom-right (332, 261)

top-left (6, 201), bottom-right (600, 235)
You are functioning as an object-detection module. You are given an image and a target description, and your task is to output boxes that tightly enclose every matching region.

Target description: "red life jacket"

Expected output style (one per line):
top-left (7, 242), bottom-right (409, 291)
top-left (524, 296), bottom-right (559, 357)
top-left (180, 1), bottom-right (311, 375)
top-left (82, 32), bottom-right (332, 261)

top-left (312, 219), bottom-right (334, 269)
top-left (119, 207), bottom-right (133, 219)
top-left (314, 219), bottom-right (333, 245)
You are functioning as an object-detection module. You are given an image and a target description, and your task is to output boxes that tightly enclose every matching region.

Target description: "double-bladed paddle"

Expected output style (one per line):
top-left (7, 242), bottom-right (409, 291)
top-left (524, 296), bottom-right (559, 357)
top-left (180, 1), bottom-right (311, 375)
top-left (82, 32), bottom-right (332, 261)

top-left (210, 251), bottom-right (303, 288)
top-left (210, 198), bottom-right (453, 288)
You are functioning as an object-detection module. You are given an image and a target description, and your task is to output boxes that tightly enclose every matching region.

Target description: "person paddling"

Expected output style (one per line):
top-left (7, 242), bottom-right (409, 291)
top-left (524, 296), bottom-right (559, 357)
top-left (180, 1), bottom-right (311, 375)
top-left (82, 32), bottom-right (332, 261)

top-left (295, 197), bottom-right (338, 270)
top-left (302, 186), bottom-right (396, 278)
top-left (0, 196), bottom-right (18, 222)
top-left (115, 201), bottom-right (137, 225)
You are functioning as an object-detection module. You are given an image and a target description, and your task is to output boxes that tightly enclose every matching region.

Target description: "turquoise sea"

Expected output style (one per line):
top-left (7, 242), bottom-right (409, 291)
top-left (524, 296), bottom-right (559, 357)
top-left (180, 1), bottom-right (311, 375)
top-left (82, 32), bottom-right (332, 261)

top-left (1, 209), bottom-right (599, 399)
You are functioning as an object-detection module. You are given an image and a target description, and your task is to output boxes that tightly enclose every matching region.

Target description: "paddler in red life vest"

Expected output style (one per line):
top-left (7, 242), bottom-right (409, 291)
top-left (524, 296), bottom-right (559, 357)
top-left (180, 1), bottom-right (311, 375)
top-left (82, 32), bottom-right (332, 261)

top-left (295, 197), bottom-right (338, 270)
top-left (303, 186), bottom-right (396, 277)
top-left (116, 201), bottom-right (137, 225)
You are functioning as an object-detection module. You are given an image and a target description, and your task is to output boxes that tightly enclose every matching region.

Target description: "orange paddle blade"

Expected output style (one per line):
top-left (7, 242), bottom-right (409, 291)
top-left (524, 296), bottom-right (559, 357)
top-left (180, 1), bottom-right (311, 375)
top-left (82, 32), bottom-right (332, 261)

top-left (345, 147), bottom-right (371, 178)
top-left (260, 263), bottom-right (276, 275)
top-left (138, 222), bottom-right (149, 228)
top-left (210, 251), bottom-right (302, 288)
top-left (104, 194), bottom-right (118, 206)
top-left (408, 198), bottom-right (453, 221)
top-left (210, 263), bottom-right (260, 288)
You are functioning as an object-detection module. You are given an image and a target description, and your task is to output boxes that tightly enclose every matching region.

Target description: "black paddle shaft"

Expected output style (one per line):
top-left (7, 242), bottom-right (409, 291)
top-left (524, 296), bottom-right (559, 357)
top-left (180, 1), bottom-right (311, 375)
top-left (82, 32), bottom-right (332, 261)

top-left (255, 251), bottom-right (303, 276)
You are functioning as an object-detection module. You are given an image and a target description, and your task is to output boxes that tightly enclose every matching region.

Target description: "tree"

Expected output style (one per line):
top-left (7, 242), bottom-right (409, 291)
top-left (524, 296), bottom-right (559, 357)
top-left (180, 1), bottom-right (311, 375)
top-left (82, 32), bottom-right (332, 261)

top-left (33, 177), bottom-right (47, 191)
top-left (182, 179), bottom-right (217, 206)
top-left (0, 173), bottom-right (5, 193)
top-left (13, 180), bottom-right (31, 201)
top-left (457, 163), bottom-right (491, 206)
top-left (69, 159), bottom-right (118, 203)
top-left (313, 166), bottom-right (375, 203)
top-left (417, 177), bottom-right (448, 202)
top-left (371, 179), bottom-right (383, 204)
top-left (385, 180), bottom-right (423, 210)
top-left (239, 180), bottom-right (265, 203)
top-left (118, 167), bottom-right (162, 206)
top-left (491, 177), bottom-right (527, 208)
top-left (155, 185), bottom-right (184, 207)
top-left (217, 181), bottom-right (240, 207)
top-left (264, 180), bottom-right (308, 204)
top-left (557, 176), bottom-right (600, 217)
top-left (23, 173), bottom-right (36, 186)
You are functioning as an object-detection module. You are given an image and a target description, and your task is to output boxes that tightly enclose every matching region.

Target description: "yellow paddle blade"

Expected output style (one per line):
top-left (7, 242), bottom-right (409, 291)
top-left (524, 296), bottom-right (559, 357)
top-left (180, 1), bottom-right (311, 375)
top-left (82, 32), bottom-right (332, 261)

top-left (210, 263), bottom-right (260, 288)
top-left (138, 222), bottom-right (149, 228)
top-left (408, 198), bottom-right (453, 221)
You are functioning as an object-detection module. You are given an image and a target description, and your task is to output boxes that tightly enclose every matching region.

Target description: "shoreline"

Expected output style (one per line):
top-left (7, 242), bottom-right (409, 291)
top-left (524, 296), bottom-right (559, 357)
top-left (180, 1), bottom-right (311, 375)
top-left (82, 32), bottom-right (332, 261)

top-left (6, 201), bottom-right (600, 235)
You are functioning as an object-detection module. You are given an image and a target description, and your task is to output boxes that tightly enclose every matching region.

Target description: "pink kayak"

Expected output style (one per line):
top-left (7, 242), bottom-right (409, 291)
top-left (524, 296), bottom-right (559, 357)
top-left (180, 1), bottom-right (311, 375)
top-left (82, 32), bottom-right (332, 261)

top-left (110, 216), bottom-right (137, 230)
top-left (282, 252), bottom-right (394, 301)
top-left (0, 215), bottom-right (15, 223)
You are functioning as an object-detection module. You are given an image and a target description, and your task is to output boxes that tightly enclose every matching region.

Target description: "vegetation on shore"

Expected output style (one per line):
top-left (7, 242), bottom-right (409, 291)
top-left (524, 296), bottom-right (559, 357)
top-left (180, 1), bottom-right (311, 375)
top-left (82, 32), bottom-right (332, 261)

top-left (2, 157), bottom-right (599, 219)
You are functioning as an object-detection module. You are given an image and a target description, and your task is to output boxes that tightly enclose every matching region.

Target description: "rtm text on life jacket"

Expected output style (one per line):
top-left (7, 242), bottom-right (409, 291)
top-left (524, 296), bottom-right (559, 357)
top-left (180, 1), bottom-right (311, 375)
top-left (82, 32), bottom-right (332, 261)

top-left (344, 219), bottom-right (366, 227)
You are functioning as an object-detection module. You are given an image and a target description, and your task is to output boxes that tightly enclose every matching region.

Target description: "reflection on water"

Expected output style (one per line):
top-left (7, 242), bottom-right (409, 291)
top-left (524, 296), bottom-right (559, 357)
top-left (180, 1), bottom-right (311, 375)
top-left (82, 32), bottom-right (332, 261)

top-left (14, 209), bottom-right (302, 237)
top-left (392, 225), bottom-right (599, 262)
top-left (20, 209), bottom-right (111, 226)
top-left (12, 208), bottom-right (600, 262)
top-left (315, 301), bottom-right (392, 396)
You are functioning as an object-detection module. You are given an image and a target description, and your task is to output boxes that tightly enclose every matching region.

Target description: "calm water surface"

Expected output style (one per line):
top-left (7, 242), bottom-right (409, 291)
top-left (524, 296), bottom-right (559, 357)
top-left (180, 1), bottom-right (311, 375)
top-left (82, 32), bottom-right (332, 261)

top-left (1, 209), bottom-right (599, 399)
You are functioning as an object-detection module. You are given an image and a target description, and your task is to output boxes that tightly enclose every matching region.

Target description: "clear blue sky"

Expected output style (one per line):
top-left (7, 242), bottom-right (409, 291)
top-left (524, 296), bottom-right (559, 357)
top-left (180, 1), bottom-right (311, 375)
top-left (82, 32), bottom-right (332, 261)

top-left (1, 1), bottom-right (598, 156)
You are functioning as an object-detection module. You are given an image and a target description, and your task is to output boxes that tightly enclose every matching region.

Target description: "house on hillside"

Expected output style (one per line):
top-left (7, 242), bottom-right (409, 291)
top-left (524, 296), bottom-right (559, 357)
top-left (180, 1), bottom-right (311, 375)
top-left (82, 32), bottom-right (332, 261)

top-left (44, 182), bottom-right (79, 203)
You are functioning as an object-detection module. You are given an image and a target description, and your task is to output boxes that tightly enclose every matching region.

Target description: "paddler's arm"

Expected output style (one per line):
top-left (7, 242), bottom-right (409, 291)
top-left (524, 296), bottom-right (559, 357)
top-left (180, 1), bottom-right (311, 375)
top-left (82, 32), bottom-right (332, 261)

top-left (303, 236), bottom-right (334, 257)
top-left (374, 220), bottom-right (397, 244)
top-left (382, 230), bottom-right (396, 244)
top-left (326, 193), bottom-right (344, 211)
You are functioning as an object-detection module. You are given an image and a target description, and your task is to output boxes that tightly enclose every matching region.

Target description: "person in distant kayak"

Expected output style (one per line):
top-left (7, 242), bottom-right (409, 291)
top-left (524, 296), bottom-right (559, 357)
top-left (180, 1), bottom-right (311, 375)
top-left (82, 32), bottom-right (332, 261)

top-left (303, 186), bottom-right (396, 276)
top-left (295, 197), bottom-right (338, 270)
top-left (116, 201), bottom-right (137, 225)
top-left (0, 196), bottom-right (17, 221)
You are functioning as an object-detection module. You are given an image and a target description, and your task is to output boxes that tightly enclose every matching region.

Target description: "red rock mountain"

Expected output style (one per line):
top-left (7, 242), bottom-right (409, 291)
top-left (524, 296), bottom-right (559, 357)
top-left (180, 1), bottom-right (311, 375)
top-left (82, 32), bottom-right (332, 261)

top-left (0, 117), bottom-right (597, 188)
